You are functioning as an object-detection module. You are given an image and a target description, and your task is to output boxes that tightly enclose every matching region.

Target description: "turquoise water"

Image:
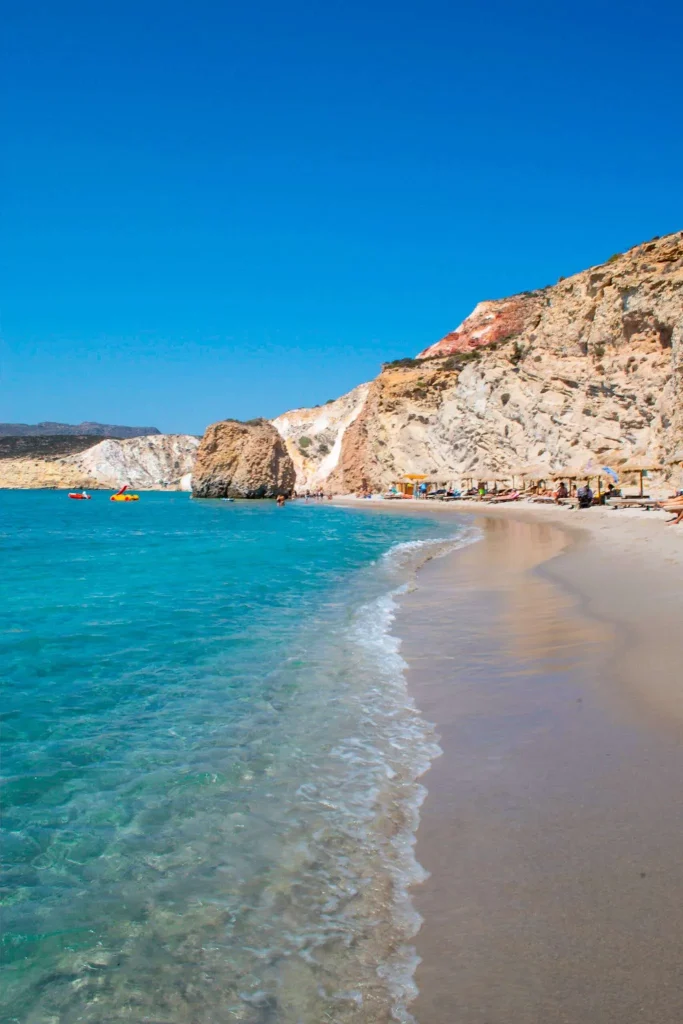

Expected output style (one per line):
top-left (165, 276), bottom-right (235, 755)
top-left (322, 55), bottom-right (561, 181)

top-left (1, 492), bottom-right (472, 1023)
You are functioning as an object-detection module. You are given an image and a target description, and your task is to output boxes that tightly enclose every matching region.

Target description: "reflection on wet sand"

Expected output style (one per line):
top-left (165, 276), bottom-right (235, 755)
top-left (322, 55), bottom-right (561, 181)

top-left (399, 515), bottom-right (683, 1024)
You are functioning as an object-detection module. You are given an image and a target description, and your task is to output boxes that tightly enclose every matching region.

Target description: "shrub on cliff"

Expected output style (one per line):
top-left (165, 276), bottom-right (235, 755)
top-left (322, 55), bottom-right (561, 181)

top-left (383, 357), bottom-right (423, 369)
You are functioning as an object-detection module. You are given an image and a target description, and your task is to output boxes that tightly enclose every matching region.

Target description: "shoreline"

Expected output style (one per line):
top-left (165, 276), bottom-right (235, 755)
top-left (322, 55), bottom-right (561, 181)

top-left (336, 499), bottom-right (683, 1021)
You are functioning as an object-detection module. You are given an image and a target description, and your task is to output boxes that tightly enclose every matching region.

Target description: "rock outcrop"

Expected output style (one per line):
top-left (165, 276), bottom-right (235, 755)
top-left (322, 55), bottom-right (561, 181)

top-left (0, 434), bottom-right (199, 490)
top-left (192, 419), bottom-right (295, 499)
top-left (273, 230), bottom-right (683, 495)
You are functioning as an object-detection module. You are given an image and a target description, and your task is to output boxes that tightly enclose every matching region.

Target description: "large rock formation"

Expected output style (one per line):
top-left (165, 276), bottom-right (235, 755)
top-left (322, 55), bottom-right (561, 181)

top-left (0, 434), bottom-right (199, 490)
top-left (273, 231), bottom-right (683, 495)
top-left (192, 419), bottom-right (295, 498)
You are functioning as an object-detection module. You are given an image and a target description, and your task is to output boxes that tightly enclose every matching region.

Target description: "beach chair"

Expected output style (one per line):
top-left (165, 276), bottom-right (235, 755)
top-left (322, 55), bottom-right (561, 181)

top-left (488, 491), bottom-right (521, 504)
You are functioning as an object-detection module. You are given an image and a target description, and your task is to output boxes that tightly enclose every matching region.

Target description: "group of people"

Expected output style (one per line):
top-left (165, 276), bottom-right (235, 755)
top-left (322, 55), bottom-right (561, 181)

top-left (284, 490), bottom-right (333, 502)
top-left (552, 481), bottom-right (622, 508)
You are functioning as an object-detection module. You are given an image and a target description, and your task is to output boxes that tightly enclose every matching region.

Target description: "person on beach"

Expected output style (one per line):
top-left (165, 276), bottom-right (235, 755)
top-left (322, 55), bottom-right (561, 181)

top-left (553, 481), bottom-right (568, 503)
top-left (577, 482), bottom-right (594, 509)
top-left (658, 495), bottom-right (683, 524)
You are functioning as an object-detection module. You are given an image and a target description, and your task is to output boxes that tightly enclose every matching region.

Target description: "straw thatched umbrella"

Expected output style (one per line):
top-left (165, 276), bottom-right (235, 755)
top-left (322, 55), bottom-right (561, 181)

top-left (509, 464), bottom-right (551, 490)
top-left (473, 469), bottom-right (512, 494)
top-left (620, 457), bottom-right (662, 497)
top-left (550, 462), bottom-right (590, 494)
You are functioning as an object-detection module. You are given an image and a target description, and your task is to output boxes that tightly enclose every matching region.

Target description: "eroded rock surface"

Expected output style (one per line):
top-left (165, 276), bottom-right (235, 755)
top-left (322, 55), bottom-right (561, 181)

top-left (0, 434), bottom-right (199, 490)
top-left (192, 419), bottom-right (295, 498)
top-left (271, 385), bottom-right (369, 492)
top-left (274, 231), bottom-right (682, 493)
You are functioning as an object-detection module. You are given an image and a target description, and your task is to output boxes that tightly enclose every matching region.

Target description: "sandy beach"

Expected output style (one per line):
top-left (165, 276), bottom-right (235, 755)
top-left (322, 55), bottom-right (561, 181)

top-left (338, 498), bottom-right (683, 1022)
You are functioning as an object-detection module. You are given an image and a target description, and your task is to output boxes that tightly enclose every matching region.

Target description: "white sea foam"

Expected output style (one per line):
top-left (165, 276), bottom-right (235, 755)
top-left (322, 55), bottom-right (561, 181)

top-left (5, 500), bottom-right (482, 1024)
top-left (341, 524), bottom-right (481, 1021)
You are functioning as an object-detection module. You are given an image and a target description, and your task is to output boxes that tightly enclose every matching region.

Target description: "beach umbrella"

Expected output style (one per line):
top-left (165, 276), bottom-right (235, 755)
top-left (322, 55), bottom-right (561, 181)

top-left (620, 457), bottom-right (662, 496)
top-left (473, 469), bottom-right (510, 493)
top-left (552, 462), bottom-right (587, 481)
top-left (509, 464), bottom-right (550, 489)
top-left (551, 460), bottom-right (602, 495)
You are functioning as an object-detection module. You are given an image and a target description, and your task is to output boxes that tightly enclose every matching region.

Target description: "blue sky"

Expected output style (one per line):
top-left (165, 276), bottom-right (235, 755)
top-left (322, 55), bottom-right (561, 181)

top-left (3, 0), bottom-right (681, 434)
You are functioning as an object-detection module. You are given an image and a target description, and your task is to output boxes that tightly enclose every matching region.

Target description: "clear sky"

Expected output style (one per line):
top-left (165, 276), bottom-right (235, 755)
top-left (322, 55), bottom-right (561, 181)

top-left (3, 0), bottom-right (681, 434)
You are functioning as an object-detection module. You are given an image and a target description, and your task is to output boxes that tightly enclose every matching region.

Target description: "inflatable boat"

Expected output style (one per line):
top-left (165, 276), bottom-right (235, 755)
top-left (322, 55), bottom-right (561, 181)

top-left (68, 491), bottom-right (91, 500)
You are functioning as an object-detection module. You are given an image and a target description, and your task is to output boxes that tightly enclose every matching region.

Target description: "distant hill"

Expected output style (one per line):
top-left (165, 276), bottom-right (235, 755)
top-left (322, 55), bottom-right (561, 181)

top-left (0, 421), bottom-right (161, 438)
top-left (0, 435), bottom-right (106, 461)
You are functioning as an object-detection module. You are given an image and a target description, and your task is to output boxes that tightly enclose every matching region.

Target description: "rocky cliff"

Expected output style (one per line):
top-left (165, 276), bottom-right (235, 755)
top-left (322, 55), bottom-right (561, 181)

top-left (0, 435), bottom-right (199, 490)
top-left (273, 231), bottom-right (682, 493)
top-left (271, 384), bottom-right (369, 492)
top-left (75, 435), bottom-right (200, 490)
top-left (192, 419), bottom-right (295, 498)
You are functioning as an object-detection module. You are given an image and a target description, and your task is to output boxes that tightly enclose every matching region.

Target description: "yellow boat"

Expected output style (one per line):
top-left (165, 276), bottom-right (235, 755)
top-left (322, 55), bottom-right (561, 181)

top-left (110, 486), bottom-right (139, 502)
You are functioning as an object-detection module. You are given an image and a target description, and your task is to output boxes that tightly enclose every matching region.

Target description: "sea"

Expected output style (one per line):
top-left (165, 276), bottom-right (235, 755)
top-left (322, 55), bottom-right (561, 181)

top-left (0, 491), bottom-right (476, 1024)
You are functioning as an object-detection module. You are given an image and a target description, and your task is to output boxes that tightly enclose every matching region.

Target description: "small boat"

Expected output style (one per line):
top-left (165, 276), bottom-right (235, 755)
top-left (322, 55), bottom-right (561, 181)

top-left (69, 491), bottom-right (91, 500)
top-left (110, 485), bottom-right (140, 502)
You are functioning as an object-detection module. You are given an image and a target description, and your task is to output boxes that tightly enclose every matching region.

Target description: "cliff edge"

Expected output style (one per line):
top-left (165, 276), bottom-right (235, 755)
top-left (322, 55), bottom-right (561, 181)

top-left (273, 231), bottom-right (682, 492)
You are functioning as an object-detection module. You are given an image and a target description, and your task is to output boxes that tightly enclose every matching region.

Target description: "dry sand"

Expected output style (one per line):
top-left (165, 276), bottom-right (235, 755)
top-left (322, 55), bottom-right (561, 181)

top-left (337, 498), bottom-right (683, 1022)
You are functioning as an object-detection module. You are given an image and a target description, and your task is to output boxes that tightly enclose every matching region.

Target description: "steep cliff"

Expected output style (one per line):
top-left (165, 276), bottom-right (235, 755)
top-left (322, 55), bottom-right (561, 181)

top-left (74, 435), bottom-right (200, 490)
top-left (192, 419), bottom-right (295, 498)
top-left (274, 231), bottom-right (682, 493)
top-left (271, 384), bottom-right (369, 492)
top-left (0, 435), bottom-right (199, 490)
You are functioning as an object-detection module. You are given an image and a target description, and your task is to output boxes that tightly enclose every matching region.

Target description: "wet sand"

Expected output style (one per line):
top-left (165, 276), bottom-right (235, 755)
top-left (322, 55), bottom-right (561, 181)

top-left (392, 511), bottom-right (683, 1023)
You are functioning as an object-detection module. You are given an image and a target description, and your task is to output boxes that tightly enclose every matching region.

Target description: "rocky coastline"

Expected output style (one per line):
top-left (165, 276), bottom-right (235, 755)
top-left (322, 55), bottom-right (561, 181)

top-left (3, 231), bottom-right (681, 496)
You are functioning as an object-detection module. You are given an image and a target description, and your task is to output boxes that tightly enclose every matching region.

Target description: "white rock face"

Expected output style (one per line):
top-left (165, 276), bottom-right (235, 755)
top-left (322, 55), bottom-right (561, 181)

top-left (271, 384), bottom-right (369, 491)
top-left (71, 435), bottom-right (200, 490)
top-left (274, 231), bottom-right (683, 497)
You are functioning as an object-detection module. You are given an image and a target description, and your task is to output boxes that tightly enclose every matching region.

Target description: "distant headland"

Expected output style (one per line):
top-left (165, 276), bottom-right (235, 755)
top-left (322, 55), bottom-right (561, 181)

top-left (0, 421), bottom-right (161, 439)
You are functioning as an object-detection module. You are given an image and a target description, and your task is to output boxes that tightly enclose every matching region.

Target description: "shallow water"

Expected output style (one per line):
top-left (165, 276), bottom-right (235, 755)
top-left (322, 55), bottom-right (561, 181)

top-left (0, 492), bottom-right (475, 1023)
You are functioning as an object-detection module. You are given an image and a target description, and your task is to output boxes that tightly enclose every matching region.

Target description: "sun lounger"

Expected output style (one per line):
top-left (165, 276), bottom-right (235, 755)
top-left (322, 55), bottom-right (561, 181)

top-left (489, 491), bottom-right (521, 503)
top-left (658, 497), bottom-right (683, 524)
top-left (606, 498), bottom-right (660, 510)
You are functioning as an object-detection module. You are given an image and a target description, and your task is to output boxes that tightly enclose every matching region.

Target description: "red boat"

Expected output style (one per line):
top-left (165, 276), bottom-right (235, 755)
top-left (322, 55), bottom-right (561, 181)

top-left (68, 491), bottom-right (91, 500)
